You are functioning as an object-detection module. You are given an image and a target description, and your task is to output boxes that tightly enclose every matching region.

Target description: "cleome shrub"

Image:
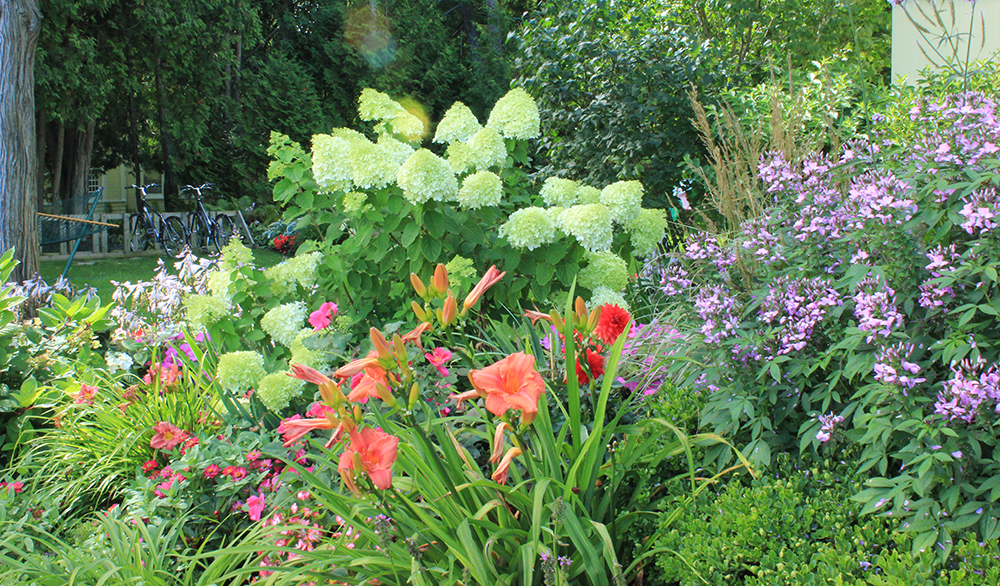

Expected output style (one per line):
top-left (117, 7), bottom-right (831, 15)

top-left (652, 87), bottom-right (1000, 558)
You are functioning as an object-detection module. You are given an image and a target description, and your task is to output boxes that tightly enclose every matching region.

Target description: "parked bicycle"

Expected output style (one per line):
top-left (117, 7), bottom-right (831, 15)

top-left (127, 183), bottom-right (186, 257)
top-left (182, 183), bottom-right (235, 252)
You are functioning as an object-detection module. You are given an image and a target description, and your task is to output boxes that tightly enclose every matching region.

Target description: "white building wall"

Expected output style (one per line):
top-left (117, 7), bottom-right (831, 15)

top-left (892, 0), bottom-right (1000, 85)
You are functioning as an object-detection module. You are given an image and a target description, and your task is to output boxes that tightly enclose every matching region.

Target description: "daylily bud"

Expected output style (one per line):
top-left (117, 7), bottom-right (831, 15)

top-left (491, 447), bottom-right (522, 485)
top-left (408, 382), bottom-right (420, 410)
top-left (392, 334), bottom-right (408, 368)
top-left (410, 273), bottom-right (427, 299)
top-left (370, 327), bottom-right (394, 361)
top-left (412, 301), bottom-right (430, 323)
top-left (520, 409), bottom-right (537, 428)
top-left (432, 264), bottom-right (449, 297)
top-left (462, 265), bottom-right (506, 315)
top-left (550, 310), bottom-right (565, 332)
top-left (352, 405), bottom-right (363, 423)
top-left (587, 305), bottom-right (602, 333)
top-left (352, 452), bottom-right (365, 477)
top-left (490, 423), bottom-right (510, 463)
top-left (340, 468), bottom-right (359, 495)
top-left (440, 293), bottom-right (458, 327)
top-left (575, 297), bottom-right (589, 325)
top-left (375, 382), bottom-right (397, 408)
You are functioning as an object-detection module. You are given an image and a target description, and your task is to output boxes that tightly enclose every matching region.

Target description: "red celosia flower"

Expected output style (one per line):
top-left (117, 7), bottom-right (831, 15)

top-left (150, 421), bottom-right (187, 450)
top-left (464, 352), bottom-right (546, 417)
top-left (593, 304), bottom-right (631, 345)
top-left (338, 427), bottom-right (399, 491)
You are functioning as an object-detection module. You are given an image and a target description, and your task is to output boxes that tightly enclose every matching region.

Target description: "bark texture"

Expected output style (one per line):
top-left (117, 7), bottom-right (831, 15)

top-left (0, 0), bottom-right (42, 282)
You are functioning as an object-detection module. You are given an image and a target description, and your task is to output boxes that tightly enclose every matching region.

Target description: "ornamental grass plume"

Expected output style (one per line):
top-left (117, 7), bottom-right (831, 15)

top-left (461, 352), bottom-right (546, 417)
top-left (499, 207), bottom-right (557, 250)
top-left (338, 427), bottom-right (400, 491)
top-left (456, 171), bottom-right (503, 209)
top-left (397, 149), bottom-right (458, 204)
top-left (487, 87), bottom-right (540, 140)
top-left (434, 101), bottom-right (482, 144)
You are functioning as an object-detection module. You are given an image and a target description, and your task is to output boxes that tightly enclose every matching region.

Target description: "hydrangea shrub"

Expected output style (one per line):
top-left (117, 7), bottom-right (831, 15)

top-left (268, 88), bottom-right (667, 324)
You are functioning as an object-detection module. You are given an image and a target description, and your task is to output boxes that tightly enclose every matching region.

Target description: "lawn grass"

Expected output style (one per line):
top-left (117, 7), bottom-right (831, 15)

top-left (40, 248), bottom-right (287, 302)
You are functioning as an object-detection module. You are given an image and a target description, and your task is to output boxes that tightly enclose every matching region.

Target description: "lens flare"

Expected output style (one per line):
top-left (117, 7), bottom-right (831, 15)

top-left (344, 3), bottom-right (398, 68)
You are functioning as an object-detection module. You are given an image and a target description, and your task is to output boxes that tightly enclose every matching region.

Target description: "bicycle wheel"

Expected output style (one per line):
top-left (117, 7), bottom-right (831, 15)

top-left (162, 216), bottom-right (188, 257)
top-left (213, 214), bottom-right (235, 251)
top-left (129, 213), bottom-right (151, 252)
top-left (189, 215), bottom-right (212, 252)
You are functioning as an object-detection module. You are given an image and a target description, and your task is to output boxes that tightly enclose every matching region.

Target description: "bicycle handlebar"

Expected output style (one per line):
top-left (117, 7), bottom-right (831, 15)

top-left (127, 183), bottom-right (159, 194)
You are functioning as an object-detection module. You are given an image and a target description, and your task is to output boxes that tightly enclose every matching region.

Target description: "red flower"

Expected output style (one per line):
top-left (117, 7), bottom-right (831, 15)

top-left (150, 422), bottom-right (187, 450)
top-left (204, 464), bottom-right (221, 479)
top-left (593, 304), bottom-right (631, 346)
top-left (576, 348), bottom-right (606, 385)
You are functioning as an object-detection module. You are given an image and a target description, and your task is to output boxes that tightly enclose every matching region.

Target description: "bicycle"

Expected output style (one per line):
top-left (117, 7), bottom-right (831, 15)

top-left (127, 183), bottom-right (186, 257)
top-left (182, 183), bottom-right (235, 252)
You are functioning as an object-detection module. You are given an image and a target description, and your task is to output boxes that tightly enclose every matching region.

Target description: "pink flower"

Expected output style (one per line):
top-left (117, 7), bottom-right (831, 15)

top-left (308, 302), bottom-right (338, 331)
top-left (150, 422), bottom-right (187, 450)
top-left (74, 384), bottom-right (98, 405)
top-left (425, 347), bottom-right (453, 377)
top-left (203, 464), bottom-right (220, 479)
top-left (247, 494), bottom-right (266, 521)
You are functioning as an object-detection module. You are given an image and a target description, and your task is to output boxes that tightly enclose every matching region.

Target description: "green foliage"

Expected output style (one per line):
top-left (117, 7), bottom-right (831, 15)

top-left (512, 2), bottom-right (726, 208)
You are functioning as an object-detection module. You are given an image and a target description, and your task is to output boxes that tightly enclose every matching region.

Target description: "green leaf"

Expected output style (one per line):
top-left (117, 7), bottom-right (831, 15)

top-left (402, 222), bottom-right (421, 247)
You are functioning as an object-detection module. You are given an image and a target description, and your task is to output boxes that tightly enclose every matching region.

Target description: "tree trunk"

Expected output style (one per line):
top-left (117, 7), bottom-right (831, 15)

top-left (35, 105), bottom-right (46, 209)
top-left (68, 118), bottom-right (95, 213)
top-left (51, 118), bottom-right (64, 202)
top-left (0, 0), bottom-right (42, 282)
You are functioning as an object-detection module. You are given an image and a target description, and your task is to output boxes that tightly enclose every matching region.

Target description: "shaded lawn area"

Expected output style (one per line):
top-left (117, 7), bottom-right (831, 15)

top-left (39, 248), bottom-right (287, 302)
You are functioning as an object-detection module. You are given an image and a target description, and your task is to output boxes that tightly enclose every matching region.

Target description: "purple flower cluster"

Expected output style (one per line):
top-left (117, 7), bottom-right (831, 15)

top-left (959, 188), bottom-right (999, 235)
top-left (904, 92), bottom-right (1000, 175)
top-left (757, 276), bottom-right (840, 357)
top-left (684, 232), bottom-right (735, 272)
top-left (642, 258), bottom-right (692, 297)
top-left (935, 359), bottom-right (1000, 424)
top-left (694, 285), bottom-right (741, 344)
top-left (853, 277), bottom-right (905, 343)
top-left (816, 412), bottom-right (845, 443)
top-left (740, 217), bottom-right (785, 265)
top-left (873, 343), bottom-right (925, 393)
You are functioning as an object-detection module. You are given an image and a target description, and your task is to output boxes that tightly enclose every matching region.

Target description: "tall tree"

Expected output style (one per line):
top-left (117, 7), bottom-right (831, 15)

top-left (0, 0), bottom-right (42, 281)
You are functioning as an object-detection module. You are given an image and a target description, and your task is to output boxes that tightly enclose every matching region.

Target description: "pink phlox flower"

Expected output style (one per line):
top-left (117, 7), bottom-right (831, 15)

top-left (424, 347), bottom-right (453, 377)
top-left (308, 302), bottom-right (338, 331)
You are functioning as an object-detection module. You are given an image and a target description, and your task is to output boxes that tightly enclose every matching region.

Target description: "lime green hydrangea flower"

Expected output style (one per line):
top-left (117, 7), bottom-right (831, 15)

top-left (291, 329), bottom-right (330, 371)
top-left (311, 134), bottom-right (354, 192)
top-left (333, 314), bottom-right (354, 334)
top-left (577, 185), bottom-right (602, 204)
top-left (256, 372), bottom-right (306, 412)
top-left (467, 127), bottom-right (507, 169)
top-left (579, 252), bottom-right (629, 292)
top-left (349, 139), bottom-right (399, 190)
top-left (216, 351), bottom-right (267, 395)
top-left (220, 239), bottom-right (255, 271)
top-left (379, 111), bottom-right (425, 142)
top-left (487, 88), bottom-right (540, 140)
top-left (397, 149), bottom-right (458, 204)
top-left (342, 191), bottom-right (368, 213)
top-left (206, 270), bottom-right (233, 301)
top-left (457, 171), bottom-right (502, 209)
top-left (445, 255), bottom-right (477, 284)
top-left (559, 204), bottom-right (613, 252)
top-left (540, 177), bottom-right (580, 207)
top-left (264, 252), bottom-right (323, 296)
top-left (434, 102), bottom-right (482, 144)
top-left (358, 88), bottom-right (404, 122)
top-left (590, 285), bottom-right (630, 312)
top-left (184, 294), bottom-right (229, 328)
top-left (261, 302), bottom-right (308, 347)
top-left (446, 142), bottom-right (476, 174)
top-left (331, 127), bottom-right (368, 142)
top-left (627, 208), bottom-right (668, 256)
top-left (499, 207), bottom-right (557, 250)
top-left (378, 134), bottom-right (415, 166)
top-left (600, 180), bottom-right (643, 224)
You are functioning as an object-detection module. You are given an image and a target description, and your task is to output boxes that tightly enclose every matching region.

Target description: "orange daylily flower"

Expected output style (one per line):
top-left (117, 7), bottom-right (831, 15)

top-left (490, 422), bottom-right (511, 463)
top-left (401, 322), bottom-right (434, 350)
top-left (334, 351), bottom-right (382, 379)
top-left (289, 363), bottom-right (342, 405)
top-left (523, 309), bottom-right (552, 326)
top-left (347, 365), bottom-right (393, 404)
top-left (491, 447), bottom-right (522, 485)
top-left (338, 427), bottom-right (400, 491)
top-left (279, 415), bottom-right (343, 448)
top-left (463, 265), bottom-right (506, 313)
top-left (469, 352), bottom-right (546, 417)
